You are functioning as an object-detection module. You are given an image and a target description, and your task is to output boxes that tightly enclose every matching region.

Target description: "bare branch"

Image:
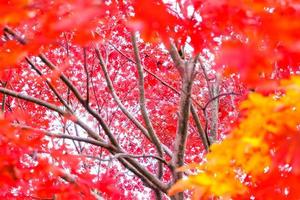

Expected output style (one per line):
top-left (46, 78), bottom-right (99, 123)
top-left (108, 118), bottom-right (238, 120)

top-left (25, 57), bottom-right (73, 112)
top-left (13, 122), bottom-right (167, 191)
top-left (40, 52), bottom-right (169, 192)
top-left (131, 33), bottom-right (164, 180)
top-left (203, 92), bottom-right (240, 111)
top-left (168, 41), bottom-right (184, 76)
top-left (208, 79), bottom-right (220, 143)
top-left (190, 104), bottom-right (210, 151)
top-left (83, 47), bottom-right (90, 103)
top-left (96, 47), bottom-right (172, 158)
top-left (1, 82), bottom-right (7, 112)
top-left (3, 26), bottom-right (27, 45)
top-left (109, 42), bottom-right (204, 110)
top-left (0, 86), bottom-right (66, 115)
top-left (117, 158), bottom-right (160, 191)
top-left (39, 54), bottom-right (120, 147)
top-left (119, 156), bottom-right (168, 192)
top-left (23, 126), bottom-right (111, 149)
top-left (0, 86), bottom-right (105, 142)
top-left (112, 153), bottom-right (170, 168)
top-left (3, 26), bottom-right (174, 195)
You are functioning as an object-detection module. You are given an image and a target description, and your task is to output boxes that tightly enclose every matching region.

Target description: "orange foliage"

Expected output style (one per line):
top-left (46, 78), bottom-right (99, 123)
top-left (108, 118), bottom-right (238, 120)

top-left (169, 76), bottom-right (300, 199)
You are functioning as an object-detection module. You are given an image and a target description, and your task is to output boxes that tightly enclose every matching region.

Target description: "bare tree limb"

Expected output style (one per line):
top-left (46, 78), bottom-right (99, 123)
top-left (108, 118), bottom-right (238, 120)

top-left (40, 53), bottom-right (170, 192)
top-left (131, 33), bottom-right (165, 182)
top-left (12, 122), bottom-right (168, 192)
top-left (96, 47), bottom-right (172, 158)
top-left (1, 82), bottom-right (7, 113)
top-left (39, 53), bottom-right (120, 147)
top-left (171, 62), bottom-right (195, 172)
top-left (109, 42), bottom-right (204, 110)
top-left (0, 86), bottom-right (104, 142)
top-left (203, 92), bottom-right (240, 111)
top-left (168, 41), bottom-right (184, 76)
top-left (25, 57), bottom-right (73, 112)
top-left (83, 47), bottom-right (90, 103)
top-left (111, 150), bottom-right (168, 192)
top-left (190, 104), bottom-right (210, 151)
top-left (13, 123), bottom-right (112, 149)
top-left (0, 86), bottom-right (66, 115)
top-left (3, 26), bottom-right (27, 45)
top-left (112, 153), bottom-right (170, 168)
top-left (208, 79), bottom-right (220, 143)
top-left (3, 26), bottom-right (187, 196)
top-left (39, 53), bottom-right (170, 194)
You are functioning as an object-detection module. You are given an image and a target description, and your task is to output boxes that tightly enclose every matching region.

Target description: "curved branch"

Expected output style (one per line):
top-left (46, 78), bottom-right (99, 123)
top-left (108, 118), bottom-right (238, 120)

top-left (203, 92), bottom-right (240, 111)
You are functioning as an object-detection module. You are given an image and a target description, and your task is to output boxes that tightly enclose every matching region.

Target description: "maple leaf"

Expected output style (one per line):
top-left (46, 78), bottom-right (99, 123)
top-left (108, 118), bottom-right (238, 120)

top-left (129, 0), bottom-right (179, 42)
top-left (0, 41), bottom-right (27, 69)
top-left (215, 40), bottom-right (275, 86)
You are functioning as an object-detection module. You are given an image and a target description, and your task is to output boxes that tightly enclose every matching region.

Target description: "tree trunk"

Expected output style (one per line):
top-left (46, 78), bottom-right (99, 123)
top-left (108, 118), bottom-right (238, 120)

top-left (171, 62), bottom-right (195, 199)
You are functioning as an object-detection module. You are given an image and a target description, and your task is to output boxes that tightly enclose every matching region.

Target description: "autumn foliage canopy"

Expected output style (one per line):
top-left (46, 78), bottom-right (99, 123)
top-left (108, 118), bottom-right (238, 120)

top-left (0, 0), bottom-right (300, 199)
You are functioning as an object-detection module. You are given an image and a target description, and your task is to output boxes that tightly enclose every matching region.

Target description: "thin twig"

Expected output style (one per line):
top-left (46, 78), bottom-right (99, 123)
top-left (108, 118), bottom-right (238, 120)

top-left (113, 153), bottom-right (170, 168)
top-left (83, 47), bottom-right (90, 103)
top-left (11, 123), bottom-right (112, 149)
top-left (25, 57), bottom-right (73, 112)
top-left (203, 92), bottom-right (240, 111)
top-left (190, 104), bottom-right (210, 151)
top-left (39, 53), bottom-right (119, 147)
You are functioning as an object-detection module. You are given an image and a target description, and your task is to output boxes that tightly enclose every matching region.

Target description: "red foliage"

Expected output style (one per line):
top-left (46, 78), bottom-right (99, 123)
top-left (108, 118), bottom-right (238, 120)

top-left (0, 0), bottom-right (299, 199)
